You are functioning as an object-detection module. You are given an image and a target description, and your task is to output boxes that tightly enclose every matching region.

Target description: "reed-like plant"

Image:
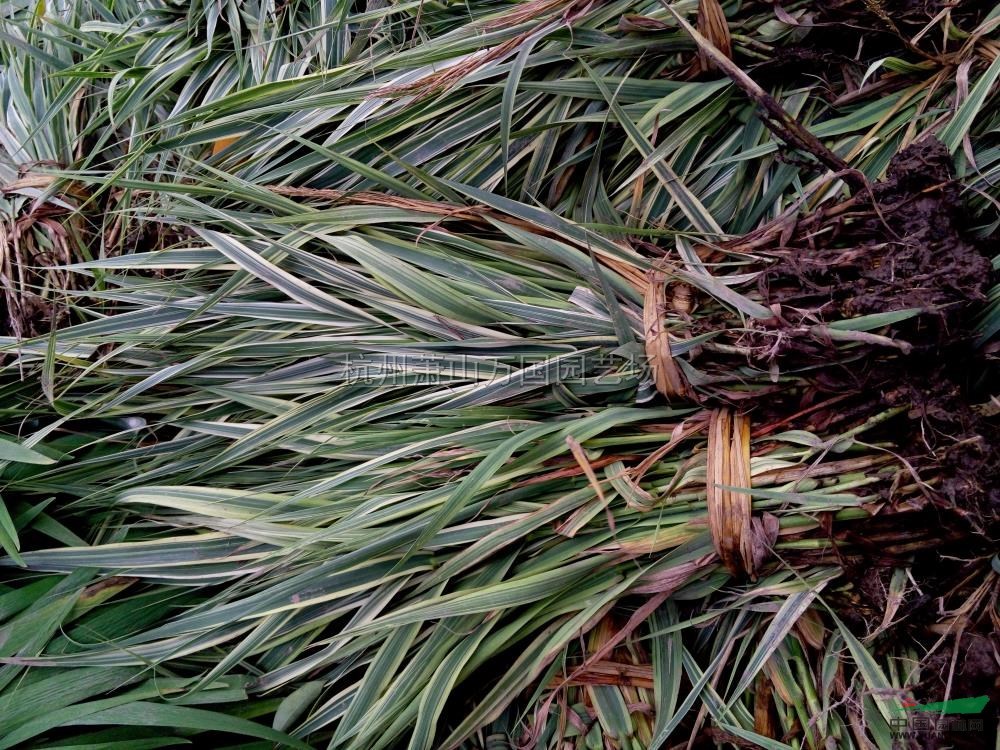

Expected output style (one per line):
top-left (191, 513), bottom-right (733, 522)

top-left (0, 1), bottom-right (996, 748)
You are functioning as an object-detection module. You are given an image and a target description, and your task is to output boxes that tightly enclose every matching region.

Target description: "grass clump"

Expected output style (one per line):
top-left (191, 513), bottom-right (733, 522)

top-left (0, 1), bottom-right (997, 748)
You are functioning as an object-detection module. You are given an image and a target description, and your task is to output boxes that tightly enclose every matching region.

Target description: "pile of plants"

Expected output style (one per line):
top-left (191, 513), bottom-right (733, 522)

top-left (0, 1), bottom-right (997, 748)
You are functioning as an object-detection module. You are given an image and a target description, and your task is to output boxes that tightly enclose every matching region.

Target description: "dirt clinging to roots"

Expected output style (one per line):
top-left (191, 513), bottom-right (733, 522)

top-left (758, 1), bottom-right (996, 97)
top-left (742, 138), bottom-right (999, 740)
top-left (760, 138), bottom-right (992, 338)
top-left (759, 139), bottom-right (999, 529)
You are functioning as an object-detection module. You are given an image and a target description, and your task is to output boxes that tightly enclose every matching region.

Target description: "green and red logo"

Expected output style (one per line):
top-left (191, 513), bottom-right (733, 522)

top-left (899, 696), bottom-right (990, 714)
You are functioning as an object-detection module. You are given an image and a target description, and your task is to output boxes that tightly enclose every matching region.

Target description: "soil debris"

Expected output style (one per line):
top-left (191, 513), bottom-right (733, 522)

top-left (760, 137), bottom-right (992, 333)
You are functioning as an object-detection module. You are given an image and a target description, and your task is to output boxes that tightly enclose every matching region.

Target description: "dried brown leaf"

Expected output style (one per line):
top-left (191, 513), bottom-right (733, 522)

top-left (643, 270), bottom-right (694, 401)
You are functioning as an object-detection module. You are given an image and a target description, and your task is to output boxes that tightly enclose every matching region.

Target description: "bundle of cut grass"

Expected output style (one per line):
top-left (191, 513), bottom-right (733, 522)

top-left (0, 0), bottom-right (997, 748)
top-left (0, 377), bottom-right (931, 749)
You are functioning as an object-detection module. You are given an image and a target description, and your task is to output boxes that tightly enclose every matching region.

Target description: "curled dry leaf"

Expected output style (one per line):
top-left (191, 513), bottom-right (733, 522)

top-left (631, 553), bottom-right (717, 594)
top-left (695, 0), bottom-right (732, 73)
top-left (618, 14), bottom-right (670, 33)
top-left (643, 269), bottom-right (695, 401)
top-left (753, 672), bottom-right (778, 739)
top-left (748, 511), bottom-right (780, 579)
top-left (706, 407), bottom-right (758, 578)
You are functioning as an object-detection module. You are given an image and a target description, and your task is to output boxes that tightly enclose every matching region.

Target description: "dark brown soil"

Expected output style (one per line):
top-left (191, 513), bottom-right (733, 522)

top-left (708, 140), bottom-right (999, 533)
top-left (755, 1), bottom-right (996, 95)
top-left (815, 0), bottom-right (990, 25)
top-left (707, 136), bottom-right (1000, 743)
top-left (680, 138), bottom-right (995, 395)
top-left (760, 138), bottom-right (992, 338)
